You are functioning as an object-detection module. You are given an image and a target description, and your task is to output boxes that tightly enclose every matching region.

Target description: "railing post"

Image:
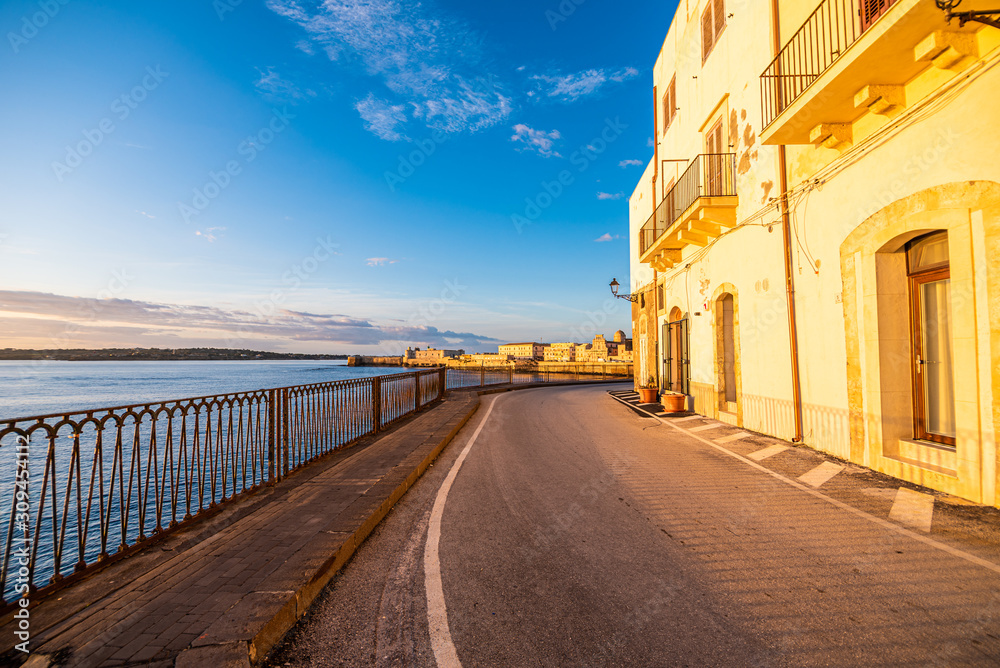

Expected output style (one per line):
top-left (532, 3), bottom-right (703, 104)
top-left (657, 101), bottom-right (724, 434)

top-left (267, 389), bottom-right (276, 482)
top-left (281, 388), bottom-right (290, 478)
top-left (509, 366), bottom-right (513, 385)
top-left (480, 364), bottom-right (485, 387)
top-left (372, 376), bottom-right (382, 434)
top-left (414, 371), bottom-right (422, 410)
top-left (439, 366), bottom-right (446, 397)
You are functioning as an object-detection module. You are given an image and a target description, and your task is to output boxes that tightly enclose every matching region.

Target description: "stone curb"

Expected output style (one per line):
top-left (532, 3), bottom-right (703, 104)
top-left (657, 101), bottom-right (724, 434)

top-left (177, 395), bottom-right (482, 667)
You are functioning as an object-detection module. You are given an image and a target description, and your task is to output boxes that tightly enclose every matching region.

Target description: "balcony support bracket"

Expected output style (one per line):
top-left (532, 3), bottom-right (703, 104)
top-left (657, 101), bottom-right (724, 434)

top-left (854, 84), bottom-right (906, 117)
top-left (652, 249), bottom-right (682, 272)
top-left (809, 123), bottom-right (853, 151)
top-left (914, 30), bottom-right (979, 71)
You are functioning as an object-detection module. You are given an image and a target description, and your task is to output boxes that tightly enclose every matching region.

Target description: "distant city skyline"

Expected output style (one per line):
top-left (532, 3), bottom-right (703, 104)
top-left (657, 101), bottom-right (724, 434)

top-left (0, 0), bottom-right (674, 354)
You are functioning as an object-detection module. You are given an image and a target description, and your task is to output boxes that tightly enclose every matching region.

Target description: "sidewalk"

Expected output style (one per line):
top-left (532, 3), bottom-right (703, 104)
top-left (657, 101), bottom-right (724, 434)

top-left (607, 388), bottom-right (1000, 567)
top-left (2, 392), bottom-right (481, 668)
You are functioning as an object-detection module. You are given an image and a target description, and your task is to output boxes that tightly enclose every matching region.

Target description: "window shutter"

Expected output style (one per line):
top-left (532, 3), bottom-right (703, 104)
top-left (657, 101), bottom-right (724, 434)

top-left (702, 5), bottom-right (713, 62)
top-left (860, 0), bottom-right (894, 30)
top-left (669, 77), bottom-right (676, 127)
top-left (714, 0), bottom-right (726, 38)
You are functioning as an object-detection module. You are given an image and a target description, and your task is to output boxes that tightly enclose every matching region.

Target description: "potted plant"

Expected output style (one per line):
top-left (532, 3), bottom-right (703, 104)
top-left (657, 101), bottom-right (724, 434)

top-left (660, 391), bottom-right (687, 413)
top-left (637, 376), bottom-right (659, 404)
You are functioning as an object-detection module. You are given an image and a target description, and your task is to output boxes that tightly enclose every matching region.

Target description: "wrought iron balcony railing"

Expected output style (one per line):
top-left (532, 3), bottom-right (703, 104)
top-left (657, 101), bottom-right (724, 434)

top-left (639, 153), bottom-right (736, 256)
top-left (760, 0), bottom-right (898, 129)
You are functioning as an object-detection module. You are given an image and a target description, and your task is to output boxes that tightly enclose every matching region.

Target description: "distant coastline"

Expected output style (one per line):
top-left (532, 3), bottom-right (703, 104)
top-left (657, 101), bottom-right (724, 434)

top-left (0, 348), bottom-right (348, 362)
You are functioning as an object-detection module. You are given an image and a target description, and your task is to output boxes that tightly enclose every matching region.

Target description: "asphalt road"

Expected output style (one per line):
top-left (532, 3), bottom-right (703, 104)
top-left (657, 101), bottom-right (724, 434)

top-left (266, 385), bottom-right (1000, 667)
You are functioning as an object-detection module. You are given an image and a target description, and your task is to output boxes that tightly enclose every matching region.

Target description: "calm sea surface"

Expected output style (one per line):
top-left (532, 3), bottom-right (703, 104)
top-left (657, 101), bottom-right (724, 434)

top-left (0, 360), bottom-right (408, 421)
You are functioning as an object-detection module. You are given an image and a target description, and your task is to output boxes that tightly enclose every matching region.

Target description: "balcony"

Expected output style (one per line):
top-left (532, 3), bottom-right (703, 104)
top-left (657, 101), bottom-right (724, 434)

top-left (638, 153), bottom-right (738, 271)
top-left (760, 0), bottom-right (988, 145)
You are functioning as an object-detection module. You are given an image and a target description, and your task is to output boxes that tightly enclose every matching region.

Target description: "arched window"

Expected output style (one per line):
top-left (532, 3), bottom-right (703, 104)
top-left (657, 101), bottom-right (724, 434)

top-left (906, 231), bottom-right (955, 446)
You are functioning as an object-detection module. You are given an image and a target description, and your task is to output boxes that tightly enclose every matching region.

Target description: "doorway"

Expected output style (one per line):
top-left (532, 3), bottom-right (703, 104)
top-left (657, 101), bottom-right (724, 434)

top-left (662, 308), bottom-right (690, 394)
top-left (907, 231), bottom-right (956, 446)
top-left (717, 293), bottom-right (737, 413)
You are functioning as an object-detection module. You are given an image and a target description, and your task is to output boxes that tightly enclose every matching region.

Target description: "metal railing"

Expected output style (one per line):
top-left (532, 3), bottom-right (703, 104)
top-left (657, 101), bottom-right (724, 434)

top-left (0, 368), bottom-right (445, 606)
top-left (639, 153), bottom-right (736, 255)
top-left (760, 0), bottom-right (895, 128)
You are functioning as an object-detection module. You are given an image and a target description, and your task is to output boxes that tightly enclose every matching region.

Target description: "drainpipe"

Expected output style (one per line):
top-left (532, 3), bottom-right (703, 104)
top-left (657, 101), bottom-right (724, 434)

top-left (770, 0), bottom-right (805, 443)
top-left (651, 84), bottom-right (660, 385)
top-left (653, 84), bottom-right (659, 207)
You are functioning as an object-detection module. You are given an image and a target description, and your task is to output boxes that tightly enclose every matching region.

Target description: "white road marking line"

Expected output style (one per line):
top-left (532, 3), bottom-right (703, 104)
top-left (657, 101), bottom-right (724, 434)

top-left (714, 431), bottom-right (752, 444)
top-left (798, 462), bottom-right (845, 488)
top-left (605, 392), bottom-right (1000, 576)
top-left (889, 488), bottom-right (935, 533)
top-left (747, 444), bottom-right (788, 461)
top-left (672, 415), bottom-right (703, 423)
top-left (424, 395), bottom-right (500, 668)
top-left (689, 423), bottom-right (723, 433)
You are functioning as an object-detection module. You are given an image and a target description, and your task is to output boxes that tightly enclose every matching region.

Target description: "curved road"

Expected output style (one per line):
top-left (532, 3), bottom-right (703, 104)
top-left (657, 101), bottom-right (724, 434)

top-left (267, 385), bottom-right (1000, 667)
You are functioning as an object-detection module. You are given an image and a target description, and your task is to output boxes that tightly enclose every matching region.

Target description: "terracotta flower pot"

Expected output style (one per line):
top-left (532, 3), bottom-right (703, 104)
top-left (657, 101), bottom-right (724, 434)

top-left (660, 392), bottom-right (687, 413)
top-left (638, 387), bottom-right (659, 404)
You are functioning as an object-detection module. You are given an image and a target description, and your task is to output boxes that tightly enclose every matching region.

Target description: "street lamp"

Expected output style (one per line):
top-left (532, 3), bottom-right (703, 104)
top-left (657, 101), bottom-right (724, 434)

top-left (609, 278), bottom-right (639, 303)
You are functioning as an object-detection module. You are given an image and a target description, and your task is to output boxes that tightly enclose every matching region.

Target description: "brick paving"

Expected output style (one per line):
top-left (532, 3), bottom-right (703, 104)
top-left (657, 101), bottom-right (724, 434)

top-left (1, 393), bottom-right (480, 668)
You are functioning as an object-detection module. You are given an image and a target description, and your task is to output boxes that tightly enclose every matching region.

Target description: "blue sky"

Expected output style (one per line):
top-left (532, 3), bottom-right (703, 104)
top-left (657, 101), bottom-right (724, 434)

top-left (0, 0), bottom-right (675, 354)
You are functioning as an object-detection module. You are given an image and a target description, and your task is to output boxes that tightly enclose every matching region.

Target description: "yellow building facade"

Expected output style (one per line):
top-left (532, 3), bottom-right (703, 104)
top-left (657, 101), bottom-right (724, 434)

top-left (629, 0), bottom-right (1000, 505)
top-left (544, 343), bottom-right (578, 362)
top-left (498, 342), bottom-right (548, 360)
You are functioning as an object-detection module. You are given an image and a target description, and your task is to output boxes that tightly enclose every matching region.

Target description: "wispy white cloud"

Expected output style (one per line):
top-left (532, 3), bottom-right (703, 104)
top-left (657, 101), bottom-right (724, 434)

top-left (355, 95), bottom-right (409, 141)
top-left (366, 257), bottom-right (399, 266)
top-left (254, 66), bottom-right (315, 103)
top-left (594, 233), bottom-right (622, 242)
top-left (510, 124), bottom-right (561, 158)
top-left (195, 227), bottom-right (226, 243)
top-left (619, 159), bottom-right (642, 168)
top-left (596, 192), bottom-right (623, 200)
top-left (135, 210), bottom-right (156, 219)
top-left (531, 67), bottom-right (639, 102)
top-left (267, 0), bottom-right (511, 140)
top-left (0, 290), bottom-right (500, 349)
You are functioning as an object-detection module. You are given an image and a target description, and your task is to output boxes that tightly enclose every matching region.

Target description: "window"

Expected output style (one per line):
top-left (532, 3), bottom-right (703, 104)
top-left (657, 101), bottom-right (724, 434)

top-left (701, 0), bottom-right (726, 63)
top-left (906, 231), bottom-right (955, 446)
top-left (861, 0), bottom-right (897, 31)
top-left (662, 76), bottom-right (677, 134)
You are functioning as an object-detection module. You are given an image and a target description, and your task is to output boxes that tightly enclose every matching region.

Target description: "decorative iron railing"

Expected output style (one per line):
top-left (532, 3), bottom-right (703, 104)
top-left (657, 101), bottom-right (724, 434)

top-left (639, 153), bottom-right (736, 256)
top-left (760, 0), bottom-right (896, 128)
top-left (0, 368), bottom-right (444, 606)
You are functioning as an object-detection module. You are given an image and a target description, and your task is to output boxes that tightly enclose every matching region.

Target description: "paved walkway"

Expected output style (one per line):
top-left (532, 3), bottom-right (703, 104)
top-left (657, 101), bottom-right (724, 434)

top-left (607, 388), bottom-right (1000, 548)
top-left (1, 393), bottom-right (481, 667)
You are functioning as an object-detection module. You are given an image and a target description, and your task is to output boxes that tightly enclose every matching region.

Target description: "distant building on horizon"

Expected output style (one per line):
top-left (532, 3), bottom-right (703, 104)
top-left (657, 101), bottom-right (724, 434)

top-left (498, 342), bottom-right (548, 361)
top-left (404, 347), bottom-right (464, 364)
top-left (543, 342), bottom-right (578, 362)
